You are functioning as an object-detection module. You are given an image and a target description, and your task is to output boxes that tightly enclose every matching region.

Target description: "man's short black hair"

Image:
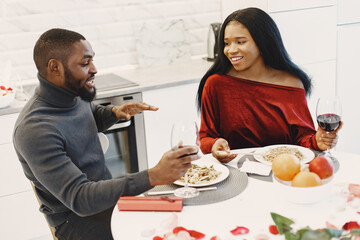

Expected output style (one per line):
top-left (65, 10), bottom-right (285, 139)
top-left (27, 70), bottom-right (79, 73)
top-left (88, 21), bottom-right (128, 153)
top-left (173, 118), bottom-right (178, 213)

top-left (33, 28), bottom-right (86, 77)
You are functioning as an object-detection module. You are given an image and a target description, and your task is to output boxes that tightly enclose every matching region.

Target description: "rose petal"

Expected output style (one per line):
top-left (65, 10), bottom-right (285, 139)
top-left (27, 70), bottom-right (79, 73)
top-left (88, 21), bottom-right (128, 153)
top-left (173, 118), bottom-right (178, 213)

top-left (173, 226), bottom-right (187, 234)
top-left (210, 236), bottom-right (221, 240)
top-left (188, 230), bottom-right (205, 239)
top-left (141, 228), bottom-right (156, 237)
top-left (230, 226), bottom-right (249, 235)
top-left (349, 184), bottom-right (360, 197)
top-left (269, 225), bottom-right (279, 235)
top-left (177, 230), bottom-right (192, 240)
top-left (325, 221), bottom-right (338, 229)
top-left (255, 233), bottom-right (270, 240)
top-left (342, 221), bottom-right (360, 230)
top-left (161, 213), bottom-right (178, 231)
top-left (153, 236), bottom-right (164, 240)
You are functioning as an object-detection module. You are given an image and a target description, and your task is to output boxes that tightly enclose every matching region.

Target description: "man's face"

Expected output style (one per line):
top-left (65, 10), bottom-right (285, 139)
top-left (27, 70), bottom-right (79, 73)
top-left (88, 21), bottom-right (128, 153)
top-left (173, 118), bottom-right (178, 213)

top-left (63, 40), bottom-right (97, 101)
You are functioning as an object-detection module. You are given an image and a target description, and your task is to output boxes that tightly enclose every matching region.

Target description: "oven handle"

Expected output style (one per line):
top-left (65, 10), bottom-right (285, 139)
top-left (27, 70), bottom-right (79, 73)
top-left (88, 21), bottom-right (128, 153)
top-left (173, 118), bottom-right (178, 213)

top-left (107, 120), bottom-right (131, 131)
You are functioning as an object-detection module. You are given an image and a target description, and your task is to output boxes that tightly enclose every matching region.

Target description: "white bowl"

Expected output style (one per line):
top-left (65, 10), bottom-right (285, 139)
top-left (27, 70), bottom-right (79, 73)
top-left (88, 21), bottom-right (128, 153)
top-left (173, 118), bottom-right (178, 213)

top-left (272, 175), bottom-right (333, 204)
top-left (0, 90), bottom-right (15, 108)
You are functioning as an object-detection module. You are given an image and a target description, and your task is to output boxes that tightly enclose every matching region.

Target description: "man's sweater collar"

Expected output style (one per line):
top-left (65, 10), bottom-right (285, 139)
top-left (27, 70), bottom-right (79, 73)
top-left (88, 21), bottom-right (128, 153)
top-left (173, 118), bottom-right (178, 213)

top-left (36, 74), bottom-right (78, 108)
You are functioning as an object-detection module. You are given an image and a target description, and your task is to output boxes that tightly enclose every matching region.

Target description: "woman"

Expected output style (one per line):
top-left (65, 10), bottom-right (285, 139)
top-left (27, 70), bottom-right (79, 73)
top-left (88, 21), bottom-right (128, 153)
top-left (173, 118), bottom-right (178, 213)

top-left (197, 7), bottom-right (342, 163)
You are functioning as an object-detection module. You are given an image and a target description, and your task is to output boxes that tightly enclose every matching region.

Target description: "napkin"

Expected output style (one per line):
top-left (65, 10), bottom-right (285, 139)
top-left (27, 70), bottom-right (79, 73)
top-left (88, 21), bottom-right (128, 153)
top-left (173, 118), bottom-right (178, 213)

top-left (117, 196), bottom-right (184, 212)
top-left (239, 158), bottom-right (272, 176)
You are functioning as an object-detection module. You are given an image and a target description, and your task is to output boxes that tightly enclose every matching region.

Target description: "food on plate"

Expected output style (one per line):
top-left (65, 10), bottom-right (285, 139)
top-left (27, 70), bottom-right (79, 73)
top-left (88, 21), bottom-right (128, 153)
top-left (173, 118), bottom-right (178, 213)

top-left (179, 164), bottom-right (221, 184)
top-left (272, 153), bottom-right (301, 181)
top-left (262, 146), bottom-right (304, 163)
top-left (308, 156), bottom-right (333, 179)
top-left (291, 171), bottom-right (322, 187)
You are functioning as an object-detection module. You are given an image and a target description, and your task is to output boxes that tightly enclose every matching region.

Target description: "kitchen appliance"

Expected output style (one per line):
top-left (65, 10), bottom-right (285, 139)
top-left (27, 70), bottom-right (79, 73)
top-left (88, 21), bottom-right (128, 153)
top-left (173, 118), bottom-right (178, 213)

top-left (206, 23), bottom-right (221, 61)
top-left (93, 74), bottom-right (147, 178)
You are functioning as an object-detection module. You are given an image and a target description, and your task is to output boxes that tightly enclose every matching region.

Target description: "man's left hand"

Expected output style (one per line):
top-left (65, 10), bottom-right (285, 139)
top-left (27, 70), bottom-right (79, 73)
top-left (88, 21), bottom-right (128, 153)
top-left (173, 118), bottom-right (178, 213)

top-left (112, 102), bottom-right (159, 120)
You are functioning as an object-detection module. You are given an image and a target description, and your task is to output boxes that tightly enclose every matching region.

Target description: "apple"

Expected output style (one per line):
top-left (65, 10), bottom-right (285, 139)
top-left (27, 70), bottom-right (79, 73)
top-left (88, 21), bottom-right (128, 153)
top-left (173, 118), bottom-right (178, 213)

top-left (309, 156), bottom-right (334, 179)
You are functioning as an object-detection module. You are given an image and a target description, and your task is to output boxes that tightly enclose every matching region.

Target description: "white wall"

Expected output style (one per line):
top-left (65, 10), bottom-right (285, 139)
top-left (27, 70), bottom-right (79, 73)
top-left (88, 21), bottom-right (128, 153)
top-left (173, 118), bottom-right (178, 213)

top-left (0, 0), bottom-right (222, 83)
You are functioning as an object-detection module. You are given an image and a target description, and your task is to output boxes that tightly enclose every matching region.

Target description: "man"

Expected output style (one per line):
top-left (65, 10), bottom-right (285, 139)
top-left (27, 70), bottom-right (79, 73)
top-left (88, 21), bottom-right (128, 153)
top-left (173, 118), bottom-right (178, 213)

top-left (13, 28), bottom-right (199, 240)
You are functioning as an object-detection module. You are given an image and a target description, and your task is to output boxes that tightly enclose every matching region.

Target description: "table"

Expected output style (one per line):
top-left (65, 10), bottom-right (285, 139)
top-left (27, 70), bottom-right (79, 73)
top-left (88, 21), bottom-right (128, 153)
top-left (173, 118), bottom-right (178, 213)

top-left (111, 151), bottom-right (360, 239)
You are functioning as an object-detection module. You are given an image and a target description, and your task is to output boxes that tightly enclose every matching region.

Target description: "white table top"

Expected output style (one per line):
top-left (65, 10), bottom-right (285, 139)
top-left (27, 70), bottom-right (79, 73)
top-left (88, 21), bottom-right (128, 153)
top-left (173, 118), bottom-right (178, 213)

top-left (111, 150), bottom-right (360, 240)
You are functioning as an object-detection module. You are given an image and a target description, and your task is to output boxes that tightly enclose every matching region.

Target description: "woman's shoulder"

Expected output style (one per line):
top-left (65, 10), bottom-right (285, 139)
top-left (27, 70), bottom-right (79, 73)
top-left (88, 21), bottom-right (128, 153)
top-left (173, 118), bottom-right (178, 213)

top-left (270, 69), bottom-right (304, 89)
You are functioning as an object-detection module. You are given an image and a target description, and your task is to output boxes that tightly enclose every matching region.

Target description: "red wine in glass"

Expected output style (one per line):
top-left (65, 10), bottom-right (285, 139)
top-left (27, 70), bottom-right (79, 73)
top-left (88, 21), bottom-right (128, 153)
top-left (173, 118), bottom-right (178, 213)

top-left (317, 113), bottom-right (341, 132)
top-left (315, 97), bottom-right (342, 166)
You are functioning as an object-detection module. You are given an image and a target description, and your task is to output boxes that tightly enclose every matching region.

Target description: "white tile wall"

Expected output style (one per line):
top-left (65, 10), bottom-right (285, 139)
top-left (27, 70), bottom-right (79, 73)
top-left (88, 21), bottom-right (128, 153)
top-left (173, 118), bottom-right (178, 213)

top-left (0, 0), bottom-right (222, 83)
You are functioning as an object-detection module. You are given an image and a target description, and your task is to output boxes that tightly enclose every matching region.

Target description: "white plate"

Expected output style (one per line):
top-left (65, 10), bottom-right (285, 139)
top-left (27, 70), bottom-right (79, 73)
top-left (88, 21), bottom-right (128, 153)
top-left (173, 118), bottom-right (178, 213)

top-left (173, 160), bottom-right (229, 187)
top-left (253, 144), bottom-right (315, 166)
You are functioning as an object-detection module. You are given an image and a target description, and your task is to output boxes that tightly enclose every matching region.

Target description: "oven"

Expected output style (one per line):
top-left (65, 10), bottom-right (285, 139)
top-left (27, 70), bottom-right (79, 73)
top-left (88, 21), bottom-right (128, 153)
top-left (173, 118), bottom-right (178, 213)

top-left (93, 92), bottom-right (148, 178)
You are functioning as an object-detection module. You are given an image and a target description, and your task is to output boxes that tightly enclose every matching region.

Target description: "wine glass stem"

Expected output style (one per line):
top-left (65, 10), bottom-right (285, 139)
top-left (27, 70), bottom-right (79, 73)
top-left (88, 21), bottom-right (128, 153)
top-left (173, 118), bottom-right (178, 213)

top-left (184, 172), bottom-right (189, 188)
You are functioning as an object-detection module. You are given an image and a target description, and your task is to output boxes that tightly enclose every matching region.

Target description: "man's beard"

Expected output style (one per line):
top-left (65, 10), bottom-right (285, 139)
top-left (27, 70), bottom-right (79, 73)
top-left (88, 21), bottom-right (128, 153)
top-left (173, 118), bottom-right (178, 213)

top-left (64, 69), bottom-right (96, 102)
top-left (78, 85), bottom-right (96, 102)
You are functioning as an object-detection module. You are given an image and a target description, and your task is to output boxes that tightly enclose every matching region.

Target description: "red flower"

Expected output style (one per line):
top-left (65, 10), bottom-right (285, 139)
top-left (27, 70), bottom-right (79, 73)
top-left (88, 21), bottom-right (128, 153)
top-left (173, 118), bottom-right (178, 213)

top-left (210, 236), bottom-right (220, 240)
top-left (349, 184), bottom-right (360, 197)
top-left (230, 226), bottom-right (249, 235)
top-left (173, 226), bottom-right (205, 239)
top-left (0, 86), bottom-right (5, 90)
top-left (153, 236), bottom-right (164, 240)
top-left (173, 226), bottom-right (187, 234)
top-left (269, 225), bottom-right (279, 235)
top-left (342, 221), bottom-right (360, 230)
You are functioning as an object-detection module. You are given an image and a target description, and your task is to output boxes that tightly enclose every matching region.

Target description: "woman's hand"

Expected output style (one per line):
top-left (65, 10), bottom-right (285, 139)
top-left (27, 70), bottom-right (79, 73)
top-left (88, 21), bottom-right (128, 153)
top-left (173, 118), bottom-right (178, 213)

top-left (211, 138), bottom-right (237, 163)
top-left (112, 102), bottom-right (159, 120)
top-left (315, 121), bottom-right (343, 151)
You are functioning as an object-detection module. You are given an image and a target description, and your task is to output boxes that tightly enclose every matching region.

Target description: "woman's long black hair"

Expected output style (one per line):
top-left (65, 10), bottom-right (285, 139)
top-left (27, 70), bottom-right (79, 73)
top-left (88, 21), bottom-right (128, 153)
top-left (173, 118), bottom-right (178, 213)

top-left (196, 7), bottom-right (312, 112)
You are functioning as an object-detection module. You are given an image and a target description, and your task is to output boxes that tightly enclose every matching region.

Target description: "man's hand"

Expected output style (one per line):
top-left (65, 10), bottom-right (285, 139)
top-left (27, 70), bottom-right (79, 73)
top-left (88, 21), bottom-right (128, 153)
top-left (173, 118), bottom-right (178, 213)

top-left (211, 138), bottom-right (237, 163)
top-left (315, 121), bottom-right (343, 151)
top-left (148, 146), bottom-right (201, 186)
top-left (112, 102), bottom-right (158, 120)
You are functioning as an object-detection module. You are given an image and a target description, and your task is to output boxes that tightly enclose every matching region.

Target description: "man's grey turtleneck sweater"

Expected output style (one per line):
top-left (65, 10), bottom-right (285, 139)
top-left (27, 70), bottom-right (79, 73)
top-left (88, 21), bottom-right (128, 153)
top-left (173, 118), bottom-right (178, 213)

top-left (13, 75), bottom-right (152, 227)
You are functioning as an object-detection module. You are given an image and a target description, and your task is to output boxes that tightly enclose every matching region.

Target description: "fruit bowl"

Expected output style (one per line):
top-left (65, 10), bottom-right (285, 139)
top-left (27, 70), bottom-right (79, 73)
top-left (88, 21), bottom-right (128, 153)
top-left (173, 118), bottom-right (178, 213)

top-left (0, 86), bottom-right (15, 109)
top-left (272, 175), bottom-right (334, 204)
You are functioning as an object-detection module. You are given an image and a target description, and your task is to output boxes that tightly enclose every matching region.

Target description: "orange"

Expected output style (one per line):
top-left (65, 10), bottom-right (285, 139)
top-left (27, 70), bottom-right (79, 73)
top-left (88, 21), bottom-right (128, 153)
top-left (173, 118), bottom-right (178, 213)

top-left (291, 171), bottom-right (322, 187)
top-left (272, 153), bottom-right (301, 181)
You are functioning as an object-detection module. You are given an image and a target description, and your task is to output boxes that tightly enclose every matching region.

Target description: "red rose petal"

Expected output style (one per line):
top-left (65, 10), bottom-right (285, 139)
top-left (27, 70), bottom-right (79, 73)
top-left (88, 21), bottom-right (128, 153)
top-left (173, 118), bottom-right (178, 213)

top-left (153, 236), bottom-right (164, 240)
top-left (172, 226), bottom-right (205, 239)
top-left (269, 225), bottom-right (279, 235)
top-left (349, 184), bottom-right (360, 197)
top-left (0, 86), bottom-right (6, 90)
top-left (173, 226), bottom-right (187, 234)
top-left (326, 221), bottom-right (338, 229)
top-left (188, 230), bottom-right (205, 239)
top-left (342, 221), bottom-right (360, 230)
top-left (230, 226), bottom-right (250, 235)
top-left (210, 236), bottom-right (220, 240)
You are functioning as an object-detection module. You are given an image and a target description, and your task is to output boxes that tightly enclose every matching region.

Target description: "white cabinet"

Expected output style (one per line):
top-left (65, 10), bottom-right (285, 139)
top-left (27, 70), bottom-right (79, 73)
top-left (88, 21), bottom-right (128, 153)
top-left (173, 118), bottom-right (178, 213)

top-left (0, 113), bottom-right (18, 145)
top-left (142, 83), bottom-right (200, 168)
top-left (0, 114), bottom-right (50, 239)
top-left (270, 6), bottom-right (337, 65)
top-left (0, 191), bottom-right (50, 240)
top-left (0, 143), bottom-right (31, 197)
top-left (336, 25), bottom-right (360, 154)
top-left (337, 0), bottom-right (360, 25)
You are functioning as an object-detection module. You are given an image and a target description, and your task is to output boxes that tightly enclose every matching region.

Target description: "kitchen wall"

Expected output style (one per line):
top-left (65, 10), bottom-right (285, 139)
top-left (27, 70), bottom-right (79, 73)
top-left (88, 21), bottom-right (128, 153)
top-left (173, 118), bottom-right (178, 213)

top-left (0, 0), bottom-right (221, 84)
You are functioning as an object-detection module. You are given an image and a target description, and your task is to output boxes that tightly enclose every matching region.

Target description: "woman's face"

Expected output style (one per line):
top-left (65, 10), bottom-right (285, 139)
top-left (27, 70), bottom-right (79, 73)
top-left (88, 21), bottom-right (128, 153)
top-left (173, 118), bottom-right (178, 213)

top-left (223, 21), bottom-right (262, 72)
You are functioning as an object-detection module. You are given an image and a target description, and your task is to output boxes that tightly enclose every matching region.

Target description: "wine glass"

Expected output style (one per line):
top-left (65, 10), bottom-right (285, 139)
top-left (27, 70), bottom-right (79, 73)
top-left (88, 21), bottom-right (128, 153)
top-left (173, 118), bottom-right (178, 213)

top-left (171, 120), bottom-right (200, 198)
top-left (316, 97), bottom-right (342, 163)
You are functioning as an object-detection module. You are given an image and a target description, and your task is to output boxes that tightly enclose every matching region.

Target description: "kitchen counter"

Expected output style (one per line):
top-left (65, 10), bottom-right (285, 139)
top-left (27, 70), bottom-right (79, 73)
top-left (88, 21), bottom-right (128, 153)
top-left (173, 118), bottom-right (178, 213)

top-left (0, 58), bottom-right (213, 116)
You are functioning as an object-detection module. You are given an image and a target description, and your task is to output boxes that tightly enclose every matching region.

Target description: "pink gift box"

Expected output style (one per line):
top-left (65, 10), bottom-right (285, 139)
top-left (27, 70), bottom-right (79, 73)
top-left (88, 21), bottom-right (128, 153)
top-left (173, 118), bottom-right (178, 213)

top-left (117, 196), bottom-right (184, 212)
